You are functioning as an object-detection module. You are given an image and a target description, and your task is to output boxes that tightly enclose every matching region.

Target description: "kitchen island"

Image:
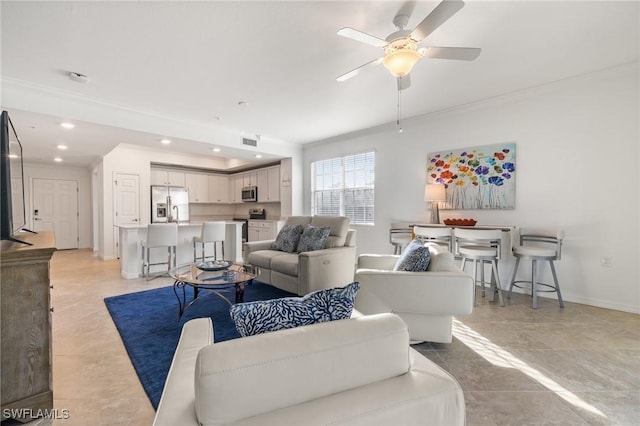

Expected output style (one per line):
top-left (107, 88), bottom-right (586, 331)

top-left (116, 221), bottom-right (244, 279)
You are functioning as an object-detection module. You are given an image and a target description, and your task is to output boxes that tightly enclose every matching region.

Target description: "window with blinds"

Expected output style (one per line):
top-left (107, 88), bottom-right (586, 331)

top-left (311, 151), bottom-right (375, 225)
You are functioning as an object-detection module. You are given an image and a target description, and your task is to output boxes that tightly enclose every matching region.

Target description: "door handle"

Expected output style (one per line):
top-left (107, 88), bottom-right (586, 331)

top-left (34, 218), bottom-right (42, 221)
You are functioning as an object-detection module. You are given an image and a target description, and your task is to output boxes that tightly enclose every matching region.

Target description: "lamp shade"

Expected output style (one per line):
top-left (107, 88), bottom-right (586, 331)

top-left (382, 48), bottom-right (421, 77)
top-left (425, 184), bottom-right (446, 202)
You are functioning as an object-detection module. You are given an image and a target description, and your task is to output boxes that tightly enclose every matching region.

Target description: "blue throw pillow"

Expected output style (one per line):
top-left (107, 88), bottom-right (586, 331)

top-left (229, 282), bottom-right (359, 337)
top-left (270, 224), bottom-right (304, 253)
top-left (296, 225), bottom-right (331, 253)
top-left (393, 239), bottom-right (431, 271)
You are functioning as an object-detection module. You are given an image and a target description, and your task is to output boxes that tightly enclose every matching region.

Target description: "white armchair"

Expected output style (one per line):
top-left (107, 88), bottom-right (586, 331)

top-left (355, 243), bottom-right (474, 343)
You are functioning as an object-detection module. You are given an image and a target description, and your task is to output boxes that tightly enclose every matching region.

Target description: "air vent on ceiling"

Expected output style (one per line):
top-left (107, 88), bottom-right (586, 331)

top-left (242, 137), bottom-right (258, 147)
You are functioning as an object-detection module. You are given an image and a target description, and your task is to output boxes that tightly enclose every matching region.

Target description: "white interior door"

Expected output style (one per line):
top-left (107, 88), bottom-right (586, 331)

top-left (114, 173), bottom-right (140, 258)
top-left (114, 173), bottom-right (140, 226)
top-left (32, 178), bottom-right (79, 249)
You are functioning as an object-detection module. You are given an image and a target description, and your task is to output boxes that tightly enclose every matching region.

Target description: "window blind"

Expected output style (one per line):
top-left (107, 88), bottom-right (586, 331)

top-left (311, 152), bottom-right (375, 224)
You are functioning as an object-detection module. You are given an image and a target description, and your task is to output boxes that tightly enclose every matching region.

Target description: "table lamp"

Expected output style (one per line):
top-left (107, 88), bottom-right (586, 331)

top-left (425, 184), bottom-right (446, 224)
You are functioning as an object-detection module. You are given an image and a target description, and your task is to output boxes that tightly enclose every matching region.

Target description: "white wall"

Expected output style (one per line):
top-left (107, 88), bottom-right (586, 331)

top-left (23, 162), bottom-right (92, 248)
top-left (303, 63), bottom-right (639, 313)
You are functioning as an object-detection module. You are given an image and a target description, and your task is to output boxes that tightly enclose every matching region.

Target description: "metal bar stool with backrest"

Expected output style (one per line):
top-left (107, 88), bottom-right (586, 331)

top-left (453, 228), bottom-right (505, 307)
top-left (508, 228), bottom-right (564, 309)
top-left (389, 223), bottom-right (413, 255)
top-left (413, 226), bottom-right (453, 252)
top-left (193, 221), bottom-right (226, 262)
top-left (141, 223), bottom-right (178, 280)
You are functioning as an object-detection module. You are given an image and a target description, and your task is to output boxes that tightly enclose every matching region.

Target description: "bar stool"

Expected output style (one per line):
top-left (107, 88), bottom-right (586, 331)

top-left (193, 221), bottom-right (226, 262)
top-left (141, 223), bottom-right (178, 280)
top-left (413, 226), bottom-right (453, 251)
top-left (389, 223), bottom-right (412, 254)
top-left (508, 228), bottom-right (564, 309)
top-left (454, 228), bottom-right (505, 306)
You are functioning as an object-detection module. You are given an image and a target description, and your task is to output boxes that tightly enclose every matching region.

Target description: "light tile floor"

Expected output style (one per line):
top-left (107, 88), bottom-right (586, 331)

top-left (5, 249), bottom-right (639, 425)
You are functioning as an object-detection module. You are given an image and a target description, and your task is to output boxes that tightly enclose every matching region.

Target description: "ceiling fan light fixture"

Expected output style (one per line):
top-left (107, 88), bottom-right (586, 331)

top-left (383, 38), bottom-right (421, 77)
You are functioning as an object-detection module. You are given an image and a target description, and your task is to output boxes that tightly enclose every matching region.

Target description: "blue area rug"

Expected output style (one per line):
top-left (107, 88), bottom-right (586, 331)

top-left (104, 281), bottom-right (293, 409)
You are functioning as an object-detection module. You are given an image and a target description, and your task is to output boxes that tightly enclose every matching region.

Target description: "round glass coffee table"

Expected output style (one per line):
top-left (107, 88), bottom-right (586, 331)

top-left (169, 263), bottom-right (257, 320)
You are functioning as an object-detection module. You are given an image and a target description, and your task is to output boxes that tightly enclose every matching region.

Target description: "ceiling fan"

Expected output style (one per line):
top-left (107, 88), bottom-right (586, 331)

top-left (336, 0), bottom-right (481, 91)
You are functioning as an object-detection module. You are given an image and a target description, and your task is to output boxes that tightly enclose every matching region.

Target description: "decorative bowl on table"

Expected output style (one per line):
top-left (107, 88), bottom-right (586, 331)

top-left (195, 260), bottom-right (232, 271)
top-left (443, 218), bottom-right (477, 226)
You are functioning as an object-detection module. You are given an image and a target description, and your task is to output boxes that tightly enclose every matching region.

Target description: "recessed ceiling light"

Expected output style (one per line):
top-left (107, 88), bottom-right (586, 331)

top-left (54, 157), bottom-right (63, 162)
top-left (57, 144), bottom-right (68, 150)
top-left (161, 139), bottom-right (171, 145)
top-left (60, 122), bottom-right (75, 129)
top-left (212, 147), bottom-right (221, 152)
top-left (255, 154), bottom-right (263, 158)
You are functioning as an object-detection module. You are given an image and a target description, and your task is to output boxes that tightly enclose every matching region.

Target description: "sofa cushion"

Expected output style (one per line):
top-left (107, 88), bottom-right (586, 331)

top-left (194, 313), bottom-right (410, 425)
top-left (270, 224), bottom-right (304, 253)
top-left (425, 243), bottom-right (455, 272)
top-left (270, 252), bottom-right (299, 276)
top-left (393, 239), bottom-right (431, 272)
top-left (229, 282), bottom-right (359, 337)
top-left (296, 225), bottom-right (331, 253)
top-left (246, 250), bottom-right (288, 269)
top-left (310, 215), bottom-right (350, 247)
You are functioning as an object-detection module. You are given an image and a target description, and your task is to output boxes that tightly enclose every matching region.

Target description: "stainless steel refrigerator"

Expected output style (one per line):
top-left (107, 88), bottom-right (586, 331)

top-left (151, 186), bottom-right (190, 223)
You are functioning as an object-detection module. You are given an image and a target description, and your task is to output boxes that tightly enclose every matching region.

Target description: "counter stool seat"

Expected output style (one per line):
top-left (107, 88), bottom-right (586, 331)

top-left (413, 226), bottom-right (452, 251)
top-left (454, 228), bottom-right (505, 307)
top-left (193, 221), bottom-right (225, 262)
top-left (508, 228), bottom-right (564, 309)
top-left (141, 223), bottom-right (178, 280)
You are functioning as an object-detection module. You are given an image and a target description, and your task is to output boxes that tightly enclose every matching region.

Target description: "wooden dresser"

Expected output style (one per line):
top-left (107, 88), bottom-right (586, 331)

top-left (0, 232), bottom-right (56, 420)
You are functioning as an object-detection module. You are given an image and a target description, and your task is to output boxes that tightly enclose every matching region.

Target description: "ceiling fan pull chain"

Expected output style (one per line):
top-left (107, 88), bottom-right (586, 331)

top-left (397, 87), bottom-right (403, 133)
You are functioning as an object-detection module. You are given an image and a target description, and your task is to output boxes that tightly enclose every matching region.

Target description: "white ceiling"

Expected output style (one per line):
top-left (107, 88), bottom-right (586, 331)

top-left (1, 1), bottom-right (638, 168)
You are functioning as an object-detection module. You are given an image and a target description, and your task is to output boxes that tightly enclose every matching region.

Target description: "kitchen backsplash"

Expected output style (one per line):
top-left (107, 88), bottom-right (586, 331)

top-left (189, 202), bottom-right (281, 221)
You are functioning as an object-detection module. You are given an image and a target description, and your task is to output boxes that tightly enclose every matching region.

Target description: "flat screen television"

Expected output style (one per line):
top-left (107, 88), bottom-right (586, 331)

top-left (1, 110), bottom-right (33, 245)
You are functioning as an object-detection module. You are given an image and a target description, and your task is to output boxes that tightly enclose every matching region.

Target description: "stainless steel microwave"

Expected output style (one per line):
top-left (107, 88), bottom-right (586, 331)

top-left (241, 186), bottom-right (257, 202)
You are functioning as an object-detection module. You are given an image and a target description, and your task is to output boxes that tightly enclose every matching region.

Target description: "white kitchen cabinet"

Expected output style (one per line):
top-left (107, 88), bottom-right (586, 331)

top-left (229, 174), bottom-right (243, 203)
top-left (242, 172), bottom-right (257, 187)
top-left (208, 174), bottom-right (229, 203)
top-left (257, 166), bottom-right (280, 202)
top-left (151, 169), bottom-right (186, 186)
top-left (248, 220), bottom-right (281, 242)
top-left (185, 173), bottom-right (209, 203)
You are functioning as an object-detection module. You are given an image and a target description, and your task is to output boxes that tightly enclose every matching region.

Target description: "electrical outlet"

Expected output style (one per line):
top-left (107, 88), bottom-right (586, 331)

top-left (600, 256), bottom-right (613, 268)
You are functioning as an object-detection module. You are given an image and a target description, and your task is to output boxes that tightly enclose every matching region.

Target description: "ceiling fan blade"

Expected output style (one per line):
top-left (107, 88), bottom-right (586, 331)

top-left (410, 0), bottom-right (465, 42)
top-left (421, 46), bottom-right (481, 61)
top-left (337, 27), bottom-right (387, 48)
top-left (397, 74), bottom-right (411, 91)
top-left (336, 57), bottom-right (384, 82)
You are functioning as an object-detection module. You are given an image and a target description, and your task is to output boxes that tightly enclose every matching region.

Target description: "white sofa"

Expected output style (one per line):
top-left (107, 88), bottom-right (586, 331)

top-left (153, 313), bottom-right (466, 426)
top-left (355, 243), bottom-right (474, 343)
top-left (243, 215), bottom-right (357, 295)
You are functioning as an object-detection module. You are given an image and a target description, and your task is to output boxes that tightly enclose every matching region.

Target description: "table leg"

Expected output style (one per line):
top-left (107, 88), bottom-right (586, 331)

top-left (172, 280), bottom-right (187, 320)
top-left (235, 281), bottom-right (246, 303)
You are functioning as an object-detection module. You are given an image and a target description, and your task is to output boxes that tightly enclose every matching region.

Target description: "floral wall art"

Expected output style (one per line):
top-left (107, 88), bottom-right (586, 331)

top-left (427, 143), bottom-right (516, 209)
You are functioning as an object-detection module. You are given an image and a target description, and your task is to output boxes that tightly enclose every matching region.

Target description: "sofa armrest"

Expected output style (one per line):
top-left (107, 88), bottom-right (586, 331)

top-left (357, 254), bottom-right (399, 270)
top-left (153, 318), bottom-right (214, 426)
top-left (298, 246), bottom-right (357, 294)
top-left (354, 269), bottom-right (474, 316)
top-left (242, 239), bottom-right (275, 262)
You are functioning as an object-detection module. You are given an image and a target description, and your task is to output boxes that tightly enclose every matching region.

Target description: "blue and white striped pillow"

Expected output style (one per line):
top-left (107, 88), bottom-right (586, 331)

top-left (229, 282), bottom-right (359, 337)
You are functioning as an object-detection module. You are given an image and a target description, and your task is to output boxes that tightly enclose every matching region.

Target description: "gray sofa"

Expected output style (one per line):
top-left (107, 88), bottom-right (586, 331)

top-left (242, 216), bottom-right (357, 295)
